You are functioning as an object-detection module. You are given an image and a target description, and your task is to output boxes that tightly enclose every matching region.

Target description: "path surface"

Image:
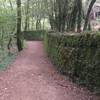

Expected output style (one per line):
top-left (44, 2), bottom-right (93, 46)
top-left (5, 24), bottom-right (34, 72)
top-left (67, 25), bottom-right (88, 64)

top-left (0, 41), bottom-right (99, 100)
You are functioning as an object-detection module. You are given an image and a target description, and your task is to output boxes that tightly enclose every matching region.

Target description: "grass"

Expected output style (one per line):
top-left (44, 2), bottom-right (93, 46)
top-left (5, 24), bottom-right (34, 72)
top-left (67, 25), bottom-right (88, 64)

top-left (0, 53), bottom-right (17, 71)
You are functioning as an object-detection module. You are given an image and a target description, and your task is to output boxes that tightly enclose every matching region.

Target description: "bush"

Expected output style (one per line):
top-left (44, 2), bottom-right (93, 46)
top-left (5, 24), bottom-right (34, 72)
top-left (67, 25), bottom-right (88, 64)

top-left (44, 32), bottom-right (100, 90)
top-left (23, 30), bottom-right (46, 41)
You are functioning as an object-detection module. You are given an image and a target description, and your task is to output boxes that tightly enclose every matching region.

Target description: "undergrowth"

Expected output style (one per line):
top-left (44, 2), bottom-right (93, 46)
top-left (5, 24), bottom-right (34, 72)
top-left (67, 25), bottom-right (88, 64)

top-left (0, 53), bottom-right (17, 71)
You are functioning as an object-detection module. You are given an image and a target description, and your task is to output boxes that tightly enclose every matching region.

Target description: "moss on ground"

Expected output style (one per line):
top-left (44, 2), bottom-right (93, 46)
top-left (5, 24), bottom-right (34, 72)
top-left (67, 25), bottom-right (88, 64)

top-left (0, 53), bottom-right (17, 71)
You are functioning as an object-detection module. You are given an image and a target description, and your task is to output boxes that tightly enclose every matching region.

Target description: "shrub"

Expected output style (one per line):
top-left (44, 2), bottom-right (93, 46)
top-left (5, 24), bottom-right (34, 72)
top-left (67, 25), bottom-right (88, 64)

top-left (44, 32), bottom-right (100, 90)
top-left (23, 30), bottom-right (46, 41)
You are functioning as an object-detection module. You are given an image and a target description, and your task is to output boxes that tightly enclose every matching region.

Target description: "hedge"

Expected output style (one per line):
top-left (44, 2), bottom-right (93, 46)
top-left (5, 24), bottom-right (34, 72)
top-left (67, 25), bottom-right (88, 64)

top-left (23, 30), bottom-right (46, 41)
top-left (44, 32), bottom-right (100, 90)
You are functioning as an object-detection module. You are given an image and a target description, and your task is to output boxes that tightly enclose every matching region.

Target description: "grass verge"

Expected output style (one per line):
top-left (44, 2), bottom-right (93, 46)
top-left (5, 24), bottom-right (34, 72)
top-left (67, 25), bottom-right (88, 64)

top-left (0, 53), bottom-right (17, 71)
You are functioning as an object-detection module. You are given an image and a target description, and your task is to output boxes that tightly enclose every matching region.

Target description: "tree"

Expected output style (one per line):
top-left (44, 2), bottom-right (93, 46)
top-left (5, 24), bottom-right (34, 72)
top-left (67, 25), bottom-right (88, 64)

top-left (83, 0), bottom-right (96, 31)
top-left (16, 0), bottom-right (23, 51)
top-left (77, 0), bottom-right (82, 32)
top-left (24, 0), bottom-right (30, 31)
top-left (46, 0), bottom-right (83, 32)
top-left (47, 0), bottom-right (68, 32)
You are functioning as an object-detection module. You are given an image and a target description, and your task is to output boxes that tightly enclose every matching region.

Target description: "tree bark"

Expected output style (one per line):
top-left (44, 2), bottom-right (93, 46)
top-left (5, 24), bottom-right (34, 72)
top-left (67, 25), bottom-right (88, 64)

top-left (77, 0), bottom-right (82, 32)
top-left (83, 0), bottom-right (96, 31)
top-left (24, 0), bottom-right (30, 31)
top-left (17, 0), bottom-right (23, 51)
top-left (70, 1), bottom-right (78, 31)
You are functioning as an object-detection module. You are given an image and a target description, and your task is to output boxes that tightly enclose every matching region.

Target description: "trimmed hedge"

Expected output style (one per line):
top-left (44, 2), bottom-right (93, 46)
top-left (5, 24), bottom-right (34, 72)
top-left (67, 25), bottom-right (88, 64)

top-left (23, 30), bottom-right (46, 41)
top-left (44, 32), bottom-right (100, 90)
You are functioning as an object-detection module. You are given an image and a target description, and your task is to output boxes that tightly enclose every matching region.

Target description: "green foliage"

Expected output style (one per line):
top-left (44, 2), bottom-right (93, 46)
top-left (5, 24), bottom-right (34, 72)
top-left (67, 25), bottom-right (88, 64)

top-left (0, 0), bottom-right (17, 59)
top-left (23, 30), bottom-right (46, 41)
top-left (44, 32), bottom-right (100, 90)
top-left (0, 54), bottom-right (16, 71)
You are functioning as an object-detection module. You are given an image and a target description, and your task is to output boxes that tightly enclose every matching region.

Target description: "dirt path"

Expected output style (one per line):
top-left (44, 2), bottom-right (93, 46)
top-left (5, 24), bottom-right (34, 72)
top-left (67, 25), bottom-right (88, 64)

top-left (0, 41), bottom-right (99, 100)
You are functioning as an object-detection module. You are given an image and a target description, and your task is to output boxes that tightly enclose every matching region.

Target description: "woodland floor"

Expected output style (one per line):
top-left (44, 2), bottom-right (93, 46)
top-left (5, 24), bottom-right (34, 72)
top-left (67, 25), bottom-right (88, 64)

top-left (0, 41), bottom-right (99, 100)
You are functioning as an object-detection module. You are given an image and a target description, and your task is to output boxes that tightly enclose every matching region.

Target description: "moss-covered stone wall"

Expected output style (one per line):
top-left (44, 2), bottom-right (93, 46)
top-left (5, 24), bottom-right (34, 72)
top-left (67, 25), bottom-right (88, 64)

top-left (44, 32), bottom-right (100, 90)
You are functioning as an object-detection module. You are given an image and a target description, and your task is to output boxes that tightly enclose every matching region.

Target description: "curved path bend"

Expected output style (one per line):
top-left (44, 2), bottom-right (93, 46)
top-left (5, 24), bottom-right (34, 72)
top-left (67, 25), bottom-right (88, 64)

top-left (0, 41), bottom-right (99, 100)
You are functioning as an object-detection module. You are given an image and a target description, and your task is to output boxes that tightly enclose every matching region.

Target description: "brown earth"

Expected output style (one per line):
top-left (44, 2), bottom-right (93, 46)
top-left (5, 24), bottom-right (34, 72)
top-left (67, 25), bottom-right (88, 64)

top-left (0, 41), bottom-right (99, 100)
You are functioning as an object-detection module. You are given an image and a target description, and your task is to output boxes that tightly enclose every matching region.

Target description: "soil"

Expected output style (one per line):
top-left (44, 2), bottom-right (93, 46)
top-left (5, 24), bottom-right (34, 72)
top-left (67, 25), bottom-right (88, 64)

top-left (0, 41), bottom-right (99, 100)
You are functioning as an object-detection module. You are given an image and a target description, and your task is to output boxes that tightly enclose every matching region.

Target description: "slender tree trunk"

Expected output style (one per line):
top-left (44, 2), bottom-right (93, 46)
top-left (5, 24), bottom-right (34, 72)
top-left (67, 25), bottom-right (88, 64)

top-left (42, 18), bottom-right (45, 30)
top-left (24, 0), bottom-right (30, 31)
top-left (31, 17), bottom-right (34, 30)
top-left (61, 0), bottom-right (68, 32)
top-left (55, 0), bottom-right (67, 32)
top-left (83, 0), bottom-right (96, 31)
top-left (77, 0), bottom-right (82, 32)
top-left (49, 14), bottom-right (55, 30)
top-left (16, 0), bottom-right (23, 51)
top-left (70, 2), bottom-right (78, 31)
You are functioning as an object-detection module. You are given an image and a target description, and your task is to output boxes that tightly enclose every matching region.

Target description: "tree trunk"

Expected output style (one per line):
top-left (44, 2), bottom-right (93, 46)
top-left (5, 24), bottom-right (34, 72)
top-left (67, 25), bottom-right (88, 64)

top-left (36, 19), bottom-right (41, 30)
top-left (49, 13), bottom-right (55, 30)
top-left (83, 0), bottom-right (96, 31)
top-left (77, 0), bottom-right (82, 32)
top-left (24, 0), bottom-right (30, 31)
top-left (70, 2), bottom-right (78, 31)
top-left (16, 0), bottom-right (23, 51)
top-left (61, 0), bottom-right (68, 32)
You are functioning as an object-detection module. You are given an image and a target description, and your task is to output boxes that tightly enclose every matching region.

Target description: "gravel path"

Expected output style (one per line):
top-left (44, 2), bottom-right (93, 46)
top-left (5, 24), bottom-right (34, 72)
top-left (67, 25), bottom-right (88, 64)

top-left (0, 41), bottom-right (99, 100)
